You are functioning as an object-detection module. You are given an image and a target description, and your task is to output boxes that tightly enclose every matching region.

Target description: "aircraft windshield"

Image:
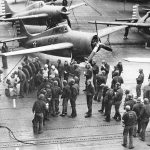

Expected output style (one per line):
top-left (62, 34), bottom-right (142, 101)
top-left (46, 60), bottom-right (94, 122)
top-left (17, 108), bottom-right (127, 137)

top-left (26, 1), bottom-right (45, 10)
top-left (52, 26), bottom-right (69, 34)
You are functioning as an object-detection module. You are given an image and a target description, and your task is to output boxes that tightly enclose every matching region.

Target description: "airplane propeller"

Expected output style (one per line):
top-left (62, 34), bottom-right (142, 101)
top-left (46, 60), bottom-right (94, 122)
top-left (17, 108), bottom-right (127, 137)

top-left (87, 21), bottom-right (112, 62)
top-left (87, 42), bottom-right (112, 62)
top-left (63, 15), bottom-right (71, 28)
top-left (60, 7), bottom-right (71, 27)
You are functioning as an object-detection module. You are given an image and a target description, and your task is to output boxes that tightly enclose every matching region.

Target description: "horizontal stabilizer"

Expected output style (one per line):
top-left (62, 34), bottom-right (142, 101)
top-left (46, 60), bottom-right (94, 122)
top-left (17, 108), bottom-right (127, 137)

top-left (142, 8), bottom-right (150, 11)
top-left (124, 57), bottom-right (150, 63)
top-left (0, 43), bottom-right (73, 56)
top-left (0, 14), bottom-right (48, 21)
top-left (0, 13), bottom-right (12, 17)
top-left (0, 36), bottom-right (28, 43)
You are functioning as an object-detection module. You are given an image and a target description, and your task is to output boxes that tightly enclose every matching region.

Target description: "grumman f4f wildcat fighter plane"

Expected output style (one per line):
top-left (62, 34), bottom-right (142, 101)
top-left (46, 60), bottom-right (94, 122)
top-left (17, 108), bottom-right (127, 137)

top-left (0, 20), bottom-right (126, 64)
top-left (89, 4), bottom-right (150, 39)
top-left (88, 4), bottom-right (150, 63)
top-left (0, 0), bottom-right (85, 28)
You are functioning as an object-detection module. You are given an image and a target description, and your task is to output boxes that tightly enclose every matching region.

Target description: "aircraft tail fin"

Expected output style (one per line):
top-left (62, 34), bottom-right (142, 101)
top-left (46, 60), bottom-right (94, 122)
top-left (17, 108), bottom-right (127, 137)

top-left (15, 20), bottom-right (31, 37)
top-left (132, 4), bottom-right (141, 21)
top-left (14, 20), bottom-right (31, 45)
top-left (1, 0), bottom-right (14, 18)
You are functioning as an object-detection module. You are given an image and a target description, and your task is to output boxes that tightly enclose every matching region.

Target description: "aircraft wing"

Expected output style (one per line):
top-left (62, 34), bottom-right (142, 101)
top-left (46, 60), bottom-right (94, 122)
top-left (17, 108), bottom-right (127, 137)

top-left (143, 8), bottom-right (150, 11)
top-left (0, 36), bottom-right (28, 43)
top-left (0, 43), bottom-right (73, 56)
top-left (98, 25), bottom-right (127, 38)
top-left (0, 13), bottom-right (12, 17)
top-left (124, 57), bottom-right (150, 63)
top-left (67, 3), bottom-right (86, 11)
top-left (89, 21), bottom-right (150, 28)
top-left (0, 14), bottom-right (48, 21)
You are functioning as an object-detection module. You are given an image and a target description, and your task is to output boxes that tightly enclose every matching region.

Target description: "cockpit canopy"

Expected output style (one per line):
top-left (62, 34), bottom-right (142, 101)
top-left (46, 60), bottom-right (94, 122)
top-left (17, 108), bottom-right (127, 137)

top-left (26, 1), bottom-right (45, 11)
top-left (51, 25), bottom-right (71, 35)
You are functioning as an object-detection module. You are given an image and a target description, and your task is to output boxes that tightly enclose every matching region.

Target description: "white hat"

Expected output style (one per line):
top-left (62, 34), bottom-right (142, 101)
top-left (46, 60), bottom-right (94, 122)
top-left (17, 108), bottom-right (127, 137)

top-left (51, 65), bottom-right (55, 69)
top-left (125, 105), bottom-right (130, 111)
top-left (44, 64), bottom-right (48, 68)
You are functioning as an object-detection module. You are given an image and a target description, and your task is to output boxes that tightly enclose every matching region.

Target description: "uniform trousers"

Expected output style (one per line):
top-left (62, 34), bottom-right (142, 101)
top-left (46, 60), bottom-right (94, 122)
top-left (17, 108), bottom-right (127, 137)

top-left (114, 101), bottom-right (121, 120)
top-left (62, 98), bottom-right (69, 114)
top-left (105, 101), bottom-right (113, 121)
top-left (52, 98), bottom-right (59, 115)
top-left (136, 84), bottom-right (142, 98)
top-left (2, 56), bottom-right (8, 68)
top-left (70, 96), bottom-right (77, 117)
top-left (33, 113), bottom-right (43, 134)
top-left (140, 120), bottom-right (149, 141)
top-left (123, 125), bottom-right (134, 148)
top-left (86, 95), bottom-right (93, 115)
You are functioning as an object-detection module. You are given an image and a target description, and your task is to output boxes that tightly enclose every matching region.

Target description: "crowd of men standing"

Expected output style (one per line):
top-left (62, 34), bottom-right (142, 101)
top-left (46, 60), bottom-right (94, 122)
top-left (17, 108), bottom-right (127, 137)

top-left (5, 56), bottom-right (150, 149)
top-left (31, 59), bottom-right (126, 134)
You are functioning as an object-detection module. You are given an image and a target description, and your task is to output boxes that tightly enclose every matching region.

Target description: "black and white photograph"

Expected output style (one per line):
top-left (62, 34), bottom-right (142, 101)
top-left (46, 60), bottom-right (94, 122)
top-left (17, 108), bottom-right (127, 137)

top-left (0, 0), bottom-right (150, 149)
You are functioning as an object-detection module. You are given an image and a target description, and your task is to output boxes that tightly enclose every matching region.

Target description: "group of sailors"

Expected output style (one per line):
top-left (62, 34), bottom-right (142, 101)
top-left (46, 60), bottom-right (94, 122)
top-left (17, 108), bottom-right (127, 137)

top-left (4, 57), bottom-right (150, 149)
top-left (31, 59), bottom-right (125, 134)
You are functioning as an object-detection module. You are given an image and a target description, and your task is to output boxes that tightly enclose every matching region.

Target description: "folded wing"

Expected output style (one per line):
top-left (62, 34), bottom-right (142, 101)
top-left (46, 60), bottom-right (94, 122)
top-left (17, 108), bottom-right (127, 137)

top-left (89, 21), bottom-right (150, 28)
top-left (97, 25), bottom-right (127, 38)
top-left (1, 43), bottom-right (73, 56)
top-left (0, 36), bottom-right (28, 43)
top-left (0, 14), bottom-right (48, 21)
top-left (124, 57), bottom-right (150, 63)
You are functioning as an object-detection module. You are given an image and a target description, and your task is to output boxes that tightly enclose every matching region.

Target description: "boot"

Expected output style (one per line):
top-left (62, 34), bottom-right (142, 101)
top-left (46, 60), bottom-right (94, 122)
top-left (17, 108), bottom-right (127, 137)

top-left (85, 114), bottom-right (91, 118)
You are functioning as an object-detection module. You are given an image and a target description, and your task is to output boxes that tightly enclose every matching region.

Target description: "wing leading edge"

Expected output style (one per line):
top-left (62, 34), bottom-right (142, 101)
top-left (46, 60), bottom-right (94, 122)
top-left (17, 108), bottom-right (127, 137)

top-left (0, 14), bottom-right (48, 22)
top-left (97, 25), bottom-right (127, 38)
top-left (0, 36), bottom-right (28, 43)
top-left (0, 43), bottom-right (73, 56)
top-left (124, 57), bottom-right (150, 63)
top-left (89, 21), bottom-right (150, 28)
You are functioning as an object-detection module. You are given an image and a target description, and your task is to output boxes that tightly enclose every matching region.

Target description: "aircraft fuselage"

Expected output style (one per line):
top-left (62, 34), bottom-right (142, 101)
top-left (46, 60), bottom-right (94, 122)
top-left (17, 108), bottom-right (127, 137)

top-left (7, 2), bottom-right (67, 25)
top-left (22, 25), bottom-right (97, 61)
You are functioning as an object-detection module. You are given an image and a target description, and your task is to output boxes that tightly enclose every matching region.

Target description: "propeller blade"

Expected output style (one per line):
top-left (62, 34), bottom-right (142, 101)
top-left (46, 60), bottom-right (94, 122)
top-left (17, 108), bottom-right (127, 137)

top-left (66, 16), bottom-right (71, 28)
top-left (101, 44), bottom-right (112, 52)
top-left (87, 42), bottom-right (112, 62)
top-left (87, 43), bottom-right (100, 62)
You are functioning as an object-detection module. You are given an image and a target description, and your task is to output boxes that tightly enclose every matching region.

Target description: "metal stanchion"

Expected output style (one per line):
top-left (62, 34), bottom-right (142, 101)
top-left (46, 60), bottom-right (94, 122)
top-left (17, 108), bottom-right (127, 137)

top-left (13, 98), bottom-right (16, 108)
top-left (124, 0), bottom-right (126, 12)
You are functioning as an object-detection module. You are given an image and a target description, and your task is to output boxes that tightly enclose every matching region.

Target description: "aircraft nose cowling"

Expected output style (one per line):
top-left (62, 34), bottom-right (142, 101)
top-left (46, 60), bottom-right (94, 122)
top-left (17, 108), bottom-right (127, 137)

top-left (60, 7), bottom-right (71, 27)
top-left (61, 11), bottom-right (70, 15)
top-left (61, 7), bottom-right (70, 15)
